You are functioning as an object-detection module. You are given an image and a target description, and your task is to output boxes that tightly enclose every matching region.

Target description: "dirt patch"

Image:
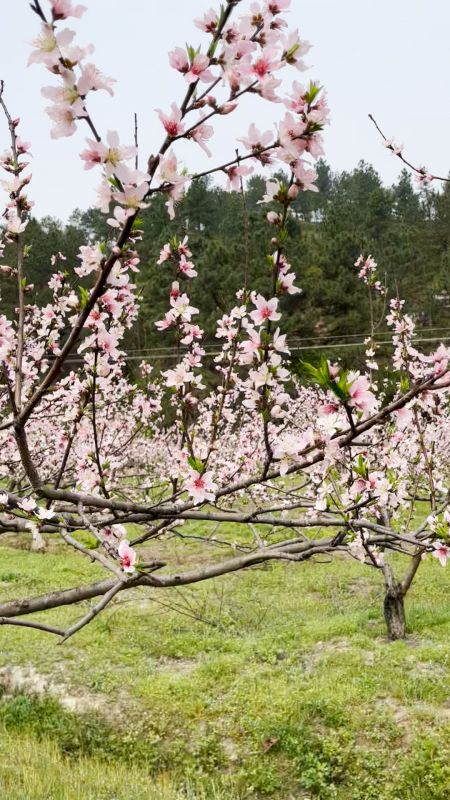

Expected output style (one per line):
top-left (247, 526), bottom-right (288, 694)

top-left (408, 660), bottom-right (448, 678)
top-left (0, 665), bottom-right (108, 715)
top-left (154, 656), bottom-right (198, 677)
top-left (309, 638), bottom-right (352, 660)
top-left (376, 696), bottom-right (450, 744)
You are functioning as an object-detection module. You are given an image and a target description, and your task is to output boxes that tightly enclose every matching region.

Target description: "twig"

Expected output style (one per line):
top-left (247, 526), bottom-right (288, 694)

top-left (60, 580), bottom-right (124, 642)
top-left (369, 113), bottom-right (450, 183)
top-left (134, 112), bottom-right (138, 170)
top-left (0, 616), bottom-right (64, 636)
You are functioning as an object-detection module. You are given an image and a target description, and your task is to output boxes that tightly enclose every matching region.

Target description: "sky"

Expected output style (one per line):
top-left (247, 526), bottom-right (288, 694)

top-left (1, 0), bottom-right (449, 221)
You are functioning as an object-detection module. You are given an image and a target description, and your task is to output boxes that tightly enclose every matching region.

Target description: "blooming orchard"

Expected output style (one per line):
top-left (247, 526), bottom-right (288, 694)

top-left (0, 0), bottom-right (449, 642)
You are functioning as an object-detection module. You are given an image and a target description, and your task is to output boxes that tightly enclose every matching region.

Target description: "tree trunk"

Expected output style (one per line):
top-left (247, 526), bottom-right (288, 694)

top-left (30, 527), bottom-right (46, 552)
top-left (383, 586), bottom-right (406, 640)
top-left (382, 563), bottom-right (406, 640)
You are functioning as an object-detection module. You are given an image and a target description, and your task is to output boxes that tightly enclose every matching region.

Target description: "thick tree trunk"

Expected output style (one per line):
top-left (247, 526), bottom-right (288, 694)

top-left (382, 563), bottom-right (406, 640)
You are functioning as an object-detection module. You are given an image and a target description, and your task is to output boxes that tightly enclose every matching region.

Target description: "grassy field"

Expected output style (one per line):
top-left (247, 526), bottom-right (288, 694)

top-left (0, 532), bottom-right (450, 799)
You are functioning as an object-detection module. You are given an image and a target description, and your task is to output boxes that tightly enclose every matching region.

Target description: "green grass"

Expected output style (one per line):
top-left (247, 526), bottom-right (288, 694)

top-left (1, 536), bottom-right (450, 799)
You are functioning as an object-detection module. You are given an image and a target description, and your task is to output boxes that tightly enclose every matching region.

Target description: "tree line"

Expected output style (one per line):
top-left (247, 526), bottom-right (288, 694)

top-left (4, 160), bottom-right (450, 368)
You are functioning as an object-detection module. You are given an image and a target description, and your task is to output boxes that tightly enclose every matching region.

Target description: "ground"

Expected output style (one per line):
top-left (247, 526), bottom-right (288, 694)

top-left (0, 531), bottom-right (449, 799)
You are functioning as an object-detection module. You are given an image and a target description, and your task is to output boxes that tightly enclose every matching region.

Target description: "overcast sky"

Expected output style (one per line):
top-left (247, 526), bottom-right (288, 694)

top-left (1, 1), bottom-right (449, 221)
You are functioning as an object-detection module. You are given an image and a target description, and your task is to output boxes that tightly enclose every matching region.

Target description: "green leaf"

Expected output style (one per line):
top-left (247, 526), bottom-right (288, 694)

top-left (354, 456), bottom-right (368, 479)
top-left (187, 456), bottom-right (204, 473)
top-left (78, 286), bottom-right (90, 309)
top-left (306, 81), bottom-right (321, 103)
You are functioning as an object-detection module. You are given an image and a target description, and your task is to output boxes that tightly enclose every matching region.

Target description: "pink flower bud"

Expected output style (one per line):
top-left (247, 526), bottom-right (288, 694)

top-left (267, 211), bottom-right (280, 225)
top-left (219, 102), bottom-right (238, 115)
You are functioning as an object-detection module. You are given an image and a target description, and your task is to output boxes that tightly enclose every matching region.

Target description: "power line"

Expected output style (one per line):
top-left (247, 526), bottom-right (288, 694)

top-left (61, 333), bottom-right (450, 364)
top-left (119, 326), bottom-right (450, 354)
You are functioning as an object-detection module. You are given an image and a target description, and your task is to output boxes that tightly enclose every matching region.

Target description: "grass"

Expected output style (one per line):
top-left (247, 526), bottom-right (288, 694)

top-left (0, 532), bottom-right (450, 799)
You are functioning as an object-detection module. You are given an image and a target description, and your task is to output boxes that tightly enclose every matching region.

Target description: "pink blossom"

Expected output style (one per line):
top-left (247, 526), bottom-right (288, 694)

top-left (155, 311), bottom-right (176, 331)
top-left (257, 179), bottom-right (280, 204)
top-left (101, 290), bottom-right (123, 318)
top-left (189, 121), bottom-right (214, 156)
top-left (80, 131), bottom-right (137, 174)
top-left (185, 54), bottom-right (215, 84)
top-left (95, 180), bottom-right (113, 213)
top-left (432, 542), bottom-right (450, 567)
top-left (273, 328), bottom-right (289, 353)
top-left (239, 328), bottom-right (262, 364)
top-left (178, 236), bottom-right (192, 257)
top-left (28, 25), bottom-right (74, 69)
top-left (18, 497), bottom-right (37, 513)
top-left (194, 8), bottom-right (219, 33)
top-left (114, 175), bottom-right (149, 211)
top-left (36, 506), bottom-right (56, 520)
top-left (278, 112), bottom-right (307, 153)
top-left (97, 329), bottom-right (121, 361)
top-left (384, 139), bottom-right (403, 156)
top-left (41, 69), bottom-right (86, 118)
top-left (432, 344), bottom-right (450, 377)
top-left (107, 205), bottom-right (134, 228)
top-left (45, 103), bottom-right (78, 139)
top-left (238, 123), bottom-right (273, 156)
top-left (158, 153), bottom-right (188, 219)
top-left (279, 272), bottom-right (301, 294)
top-left (50, 0), bottom-right (86, 20)
top-left (169, 47), bottom-right (190, 74)
top-left (164, 362), bottom-right (194, 389)
top-left (394, 406), bottom-right (413, 431)
top-left (170, 293), bottom-right (199, 322)
top-left (225, 164), bottom-right (253, 191)
top-left (292, 160), bottom-right (318, 191)
top-left (5, 212), bottom-right (28, 236)
top-left (78, 63), bottom-right (116, 97)
top-left (282, 30), bottom-right (311, 70)
top-left (348, 533), bottom-right (367, 563)
top-left (76, 244), bottom-right (103, 277)
top-left (320, 401), bottom-right (339, 416)
top-left (180, 324), bottom-right (203, 345)
top-left (102, 524), bottom-right (124, 540)
top-left (249, 48), bottom-right (283, 80)
top-left (273, 429), bottom-right (314, 475)
top-left (157, 244), bottom-right (172, 264)
top-left (178, 256), bottom-right (197, 278)
top-left (348, 374), bottom-right (377, 415)
top-left (250, 295), bottom-right (281, 326)
top-left (258, 75), bottom-right (283, 102)
top-left (170, 282), bottom-right (181, 299)
top-left (156, 103), bottom-right (184, 137)
top-left (118, 539), bottom-right (137, 573)
top-left (265, 0), bottom-right (291, 14)
top-left (185, 469), bottom-right (217, 504)
top-left (415, 168), bottom-right (434, 187)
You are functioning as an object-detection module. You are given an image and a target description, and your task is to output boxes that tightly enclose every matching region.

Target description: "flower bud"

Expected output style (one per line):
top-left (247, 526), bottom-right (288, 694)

top-left (267, 211), bottom-right (280, 225)
top-left (219, 102), bottom-right (238, 115)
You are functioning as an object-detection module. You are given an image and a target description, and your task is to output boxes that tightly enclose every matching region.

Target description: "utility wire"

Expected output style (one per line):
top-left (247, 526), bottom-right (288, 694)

top-left (60, 333), bottom-right (450, 364)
